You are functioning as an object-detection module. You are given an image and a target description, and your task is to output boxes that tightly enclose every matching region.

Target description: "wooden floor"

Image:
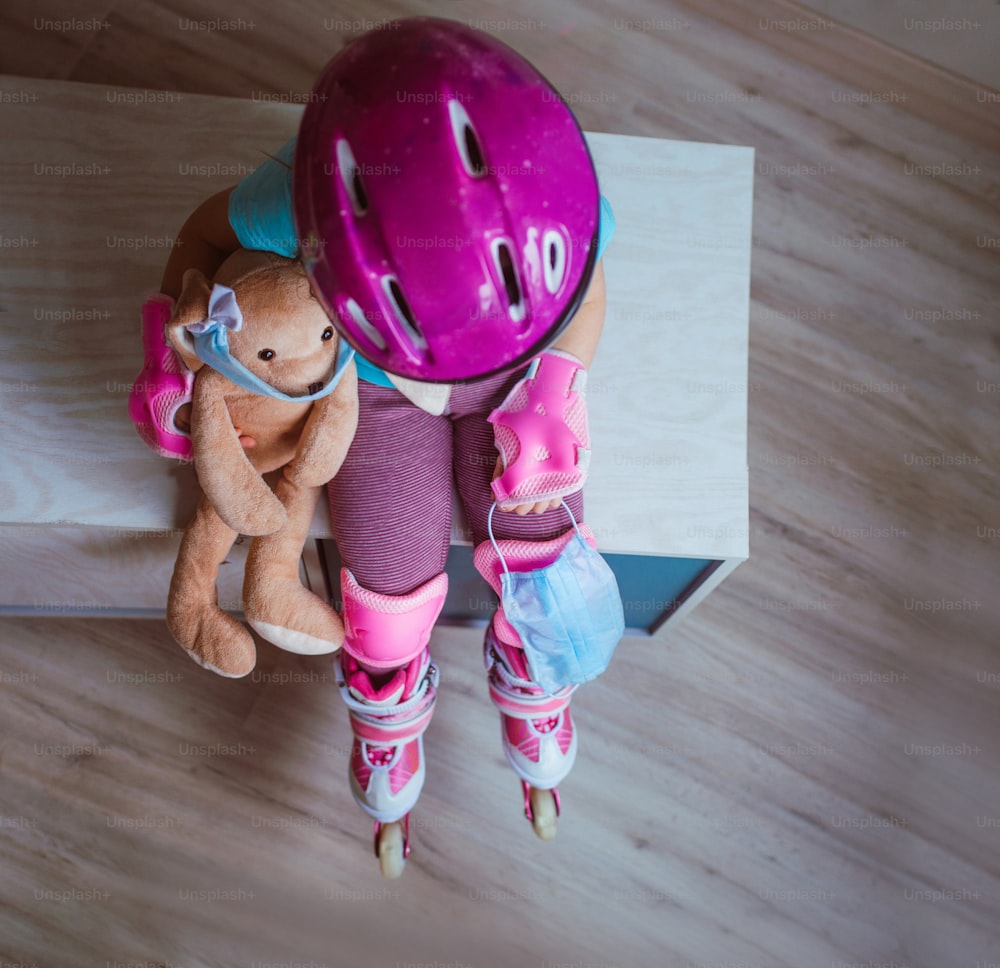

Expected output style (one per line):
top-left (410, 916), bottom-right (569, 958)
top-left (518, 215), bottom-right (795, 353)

top-left (2, 1), bottom-right (999, 966)
top-left (795, 0), bottom-right (1000, 90)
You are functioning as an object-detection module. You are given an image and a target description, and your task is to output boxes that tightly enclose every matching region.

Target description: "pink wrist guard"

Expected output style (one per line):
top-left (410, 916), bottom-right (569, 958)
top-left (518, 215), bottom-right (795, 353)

top-left (127, 294), bottom-right (194, 461)
top-left (488, 350), bottom-right (591, 506)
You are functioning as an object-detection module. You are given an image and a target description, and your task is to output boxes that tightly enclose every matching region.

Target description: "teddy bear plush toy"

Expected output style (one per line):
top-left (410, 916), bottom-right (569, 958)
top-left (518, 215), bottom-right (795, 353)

top-left (158, 248), bottom-right (358, 678)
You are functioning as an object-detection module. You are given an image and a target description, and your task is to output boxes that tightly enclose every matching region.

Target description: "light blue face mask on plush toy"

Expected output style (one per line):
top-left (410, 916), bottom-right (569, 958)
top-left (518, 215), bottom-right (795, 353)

top-left (186, 284), bottom-right (355, 401)
top-left (487, 501), bottom-right (625, 693)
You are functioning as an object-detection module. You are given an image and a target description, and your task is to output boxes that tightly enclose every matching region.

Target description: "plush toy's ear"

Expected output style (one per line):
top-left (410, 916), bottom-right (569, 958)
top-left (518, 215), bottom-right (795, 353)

top-left (166, 267), bottom-right (213, 372)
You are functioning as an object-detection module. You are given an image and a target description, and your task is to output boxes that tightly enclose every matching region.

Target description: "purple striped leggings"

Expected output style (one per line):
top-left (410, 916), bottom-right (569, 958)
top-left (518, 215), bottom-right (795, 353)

top-left (326, 368), bottom-right (584, 596)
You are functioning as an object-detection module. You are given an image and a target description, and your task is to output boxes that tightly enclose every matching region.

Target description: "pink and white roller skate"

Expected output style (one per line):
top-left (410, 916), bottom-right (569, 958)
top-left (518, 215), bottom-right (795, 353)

top-left (335, 647), bottom-right (438, 877)
top-left (335, 569), bottom-right (447, 878)
top-left (483, 618), bottom-right (576, 840)
top-left (474, 525), bottom-right (594, 840)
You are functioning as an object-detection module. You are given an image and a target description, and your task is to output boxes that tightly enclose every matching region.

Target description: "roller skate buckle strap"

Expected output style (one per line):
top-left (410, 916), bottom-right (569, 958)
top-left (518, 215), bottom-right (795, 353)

top-left (488, 350), bottom-right (590, 506)
top-left (127, 294), bottom-right (194, 461)
top-left (336, 660), bottom-right (440, 745)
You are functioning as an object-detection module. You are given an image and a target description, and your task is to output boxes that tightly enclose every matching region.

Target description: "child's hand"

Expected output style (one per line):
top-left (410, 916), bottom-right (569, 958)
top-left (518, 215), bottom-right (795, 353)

top-left (492, 457), bottom-right (563, 515)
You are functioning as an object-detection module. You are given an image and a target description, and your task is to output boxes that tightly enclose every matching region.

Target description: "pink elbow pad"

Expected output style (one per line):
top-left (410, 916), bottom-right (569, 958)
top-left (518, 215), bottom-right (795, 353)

top-left (488, 350), bottom-right (591, 506)
top-left (127, 294), bottom-right (194, 461)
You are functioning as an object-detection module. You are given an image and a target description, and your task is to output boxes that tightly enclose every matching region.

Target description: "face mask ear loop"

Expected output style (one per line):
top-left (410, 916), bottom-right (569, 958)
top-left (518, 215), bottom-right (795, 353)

top-left (487, 502), bottom-right (511, 577)
top-left (559, 499), bottom-right (587, 541)
top-left (489, 500), bottom-right (587, 577)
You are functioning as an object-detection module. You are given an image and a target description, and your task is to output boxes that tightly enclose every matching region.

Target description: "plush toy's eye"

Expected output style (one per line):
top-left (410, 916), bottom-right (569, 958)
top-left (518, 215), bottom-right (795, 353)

top-left (258, 348), bottom-right (276, 361)
top-left (322, 327), bottom-right (334, 342)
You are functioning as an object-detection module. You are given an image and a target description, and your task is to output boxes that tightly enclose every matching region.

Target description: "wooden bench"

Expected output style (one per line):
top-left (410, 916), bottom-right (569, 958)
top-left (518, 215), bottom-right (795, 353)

top-left (0, 76), bottom-right (752, 634)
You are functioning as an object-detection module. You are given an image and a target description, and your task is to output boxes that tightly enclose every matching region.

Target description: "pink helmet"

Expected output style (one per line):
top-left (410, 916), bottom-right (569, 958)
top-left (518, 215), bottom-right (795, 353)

top-left (293, 17), bottom-right (601, 383)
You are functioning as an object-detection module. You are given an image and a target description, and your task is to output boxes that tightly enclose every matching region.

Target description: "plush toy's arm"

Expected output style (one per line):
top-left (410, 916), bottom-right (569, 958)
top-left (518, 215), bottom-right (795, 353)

top-left (285, 359), bottom-right (360, 488)
top-left (191, 372), bottom-right (288, 536)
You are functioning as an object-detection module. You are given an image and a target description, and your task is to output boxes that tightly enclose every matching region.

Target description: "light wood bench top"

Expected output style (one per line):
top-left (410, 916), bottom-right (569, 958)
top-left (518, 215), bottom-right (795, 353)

top-left (0, 76), bottom-right (751, 561)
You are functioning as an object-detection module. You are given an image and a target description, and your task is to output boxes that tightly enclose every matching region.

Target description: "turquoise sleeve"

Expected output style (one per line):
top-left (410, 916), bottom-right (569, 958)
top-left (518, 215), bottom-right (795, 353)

top-left (596, 194), bottom-right (615, 262)
top-left (353, 357), bottom-right (397, 388)
top-left (227, 137), bottom-right (299, 256)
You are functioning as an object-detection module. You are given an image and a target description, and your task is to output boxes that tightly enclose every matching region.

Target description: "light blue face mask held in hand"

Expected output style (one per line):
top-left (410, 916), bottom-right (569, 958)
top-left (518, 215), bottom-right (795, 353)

top-left (487, 501), bottom-right (625, 694)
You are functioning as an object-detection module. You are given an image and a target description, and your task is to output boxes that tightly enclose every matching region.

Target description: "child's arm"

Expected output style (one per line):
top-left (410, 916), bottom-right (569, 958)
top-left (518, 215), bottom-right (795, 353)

top-left (549, 260), bottom-right (607, 370)
top-left (492, 259), bottom-right (608, 516)
top-left (159, 188), bottom-right (241, 299)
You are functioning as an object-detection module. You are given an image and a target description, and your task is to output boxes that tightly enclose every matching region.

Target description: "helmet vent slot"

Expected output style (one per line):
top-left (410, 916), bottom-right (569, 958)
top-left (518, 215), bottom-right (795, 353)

top-left (449, 99), bottom-right (486, 177)
top-left (336, 138), bottom-right (368, 216)
top-left (464, 125), bottom-right (486, 175)
top-left (383, 277), bottom-right (427, 351)
top-left (492, 239), bottom-right (525, 323)
top-left (542, 230), bottom-right (567, 294)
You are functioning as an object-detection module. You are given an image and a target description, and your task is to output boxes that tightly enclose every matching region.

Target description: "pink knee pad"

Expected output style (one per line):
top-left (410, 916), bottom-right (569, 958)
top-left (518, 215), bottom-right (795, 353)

top-left (473, 524), bottom-right (598, 598)
top-left (340, 569), bottom-right (448, 671)
top-left (127, 294), bottom-right (194, 461)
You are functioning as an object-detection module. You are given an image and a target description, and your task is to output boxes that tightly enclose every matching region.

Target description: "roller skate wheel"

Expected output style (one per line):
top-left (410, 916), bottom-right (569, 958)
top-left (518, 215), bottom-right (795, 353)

top-left (528, 787), bottom-right (558, 841)
top-left (377, 821), bottom-right (407, 879)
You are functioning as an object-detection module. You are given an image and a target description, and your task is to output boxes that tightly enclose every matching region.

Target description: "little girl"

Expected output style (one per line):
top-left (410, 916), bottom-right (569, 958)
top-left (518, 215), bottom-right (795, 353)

top-left (139, 17), bottom-right (621, 877)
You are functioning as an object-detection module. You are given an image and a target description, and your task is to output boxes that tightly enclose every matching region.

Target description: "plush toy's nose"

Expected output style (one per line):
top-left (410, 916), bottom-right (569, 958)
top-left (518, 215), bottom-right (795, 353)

top-left (308, 381), bottom-right (324, 395)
